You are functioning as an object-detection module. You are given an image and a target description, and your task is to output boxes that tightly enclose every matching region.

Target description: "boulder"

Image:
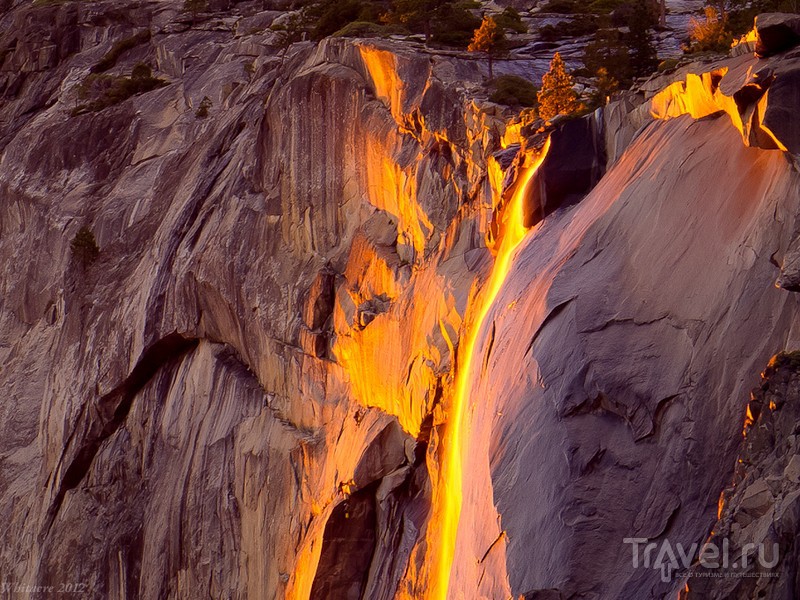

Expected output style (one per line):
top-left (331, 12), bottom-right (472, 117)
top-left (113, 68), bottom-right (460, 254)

top-left (761, 66), bottom-right (800, 155)
top-left (755, 13), bottom-right (800, 57)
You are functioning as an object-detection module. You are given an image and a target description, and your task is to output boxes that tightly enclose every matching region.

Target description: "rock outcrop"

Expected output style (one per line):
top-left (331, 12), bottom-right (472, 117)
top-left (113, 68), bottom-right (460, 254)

top-left (677, 352), bottom-right (800, 599)
top-left (756, 13), bottom-right (800, 57)
top-left (2, 2), bottom-right (800, 600)
top-left (0, 2), bottom-right (506, 597)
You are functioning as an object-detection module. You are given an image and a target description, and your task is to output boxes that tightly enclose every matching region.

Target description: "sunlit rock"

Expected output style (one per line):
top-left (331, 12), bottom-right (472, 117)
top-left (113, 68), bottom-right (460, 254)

top-left (3, 3), bottom-right (800, 599)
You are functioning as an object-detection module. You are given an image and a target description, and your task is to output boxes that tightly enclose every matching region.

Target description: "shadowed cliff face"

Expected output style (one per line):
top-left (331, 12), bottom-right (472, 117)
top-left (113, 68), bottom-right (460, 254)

top-left (2, 1), bottom-right (800, 599)
top-left (679, 351), bottom-right (800, 599)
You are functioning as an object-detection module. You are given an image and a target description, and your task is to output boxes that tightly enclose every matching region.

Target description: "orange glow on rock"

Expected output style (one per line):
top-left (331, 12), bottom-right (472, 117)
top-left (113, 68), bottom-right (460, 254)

top-left (650, 69), bottom-right (733, 123)
top-left (731, 27), bottom-right (758, 50)
top-left (430, 138), bottom-right (552, 600)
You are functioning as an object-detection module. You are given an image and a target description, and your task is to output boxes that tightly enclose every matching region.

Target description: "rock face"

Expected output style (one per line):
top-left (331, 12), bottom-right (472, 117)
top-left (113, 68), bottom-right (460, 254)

top-left (756, 13), bottom-right (800, 57)
top-left (526, 113), bottom-right (606, 227)
top-left (638, 47), bottom-right (800, 160)
top-left (2, 2), bottom-right (800, 600)
top-left (452, 109), bottom-right (800, 600)
top-left (0, 2), bottom-right (503, 597)
top-left (680, 352), bottom-right (800, 599)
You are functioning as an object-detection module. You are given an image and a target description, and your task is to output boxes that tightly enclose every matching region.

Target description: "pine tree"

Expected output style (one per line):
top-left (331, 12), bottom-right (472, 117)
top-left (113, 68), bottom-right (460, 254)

top-left (184, 0), bottom-right (208, 23)
top-left (627, 2), bottom-right (658, 77)
top-left (468, 16), bottom-right (507, 80)
top-left (537, 52), bottom-right (581, 121)
top-left (393, 0), bottom-right (447, 43)
top-left (70, 226), bottom-right (100, 267)
top-left (583, 24), bottom-right (632, 87)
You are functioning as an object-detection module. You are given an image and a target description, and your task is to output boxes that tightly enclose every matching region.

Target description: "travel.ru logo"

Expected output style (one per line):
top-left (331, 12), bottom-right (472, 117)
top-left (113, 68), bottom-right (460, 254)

top-left (624, 537), bottom-right (780, 582)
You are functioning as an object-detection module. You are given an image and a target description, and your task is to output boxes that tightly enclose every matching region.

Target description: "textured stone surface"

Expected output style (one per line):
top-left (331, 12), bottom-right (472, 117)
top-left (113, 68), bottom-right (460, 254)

top-left (680, 352), bottom-right (800, 599)
top-left (449, 114), bottom-right (800, 599)
top-left (756, 13), bottom-right (800, 57)
top-left (2, 2), bottom-right (800, 600)
top-left (0, 2), bottom-right (507, 597)
top-left (761, 66), bottom-right (800, 155)
top-left (526, 112), bottom-right (606, 227)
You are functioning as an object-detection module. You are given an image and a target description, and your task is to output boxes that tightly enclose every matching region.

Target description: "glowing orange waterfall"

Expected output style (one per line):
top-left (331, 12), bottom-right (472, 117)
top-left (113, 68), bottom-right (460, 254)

top-left (431, 138), bottom-right (551, 600)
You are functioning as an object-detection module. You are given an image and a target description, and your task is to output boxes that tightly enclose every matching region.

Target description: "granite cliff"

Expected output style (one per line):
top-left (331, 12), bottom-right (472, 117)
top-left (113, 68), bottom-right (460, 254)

top-left (1, 1), bottom-right (800, 599)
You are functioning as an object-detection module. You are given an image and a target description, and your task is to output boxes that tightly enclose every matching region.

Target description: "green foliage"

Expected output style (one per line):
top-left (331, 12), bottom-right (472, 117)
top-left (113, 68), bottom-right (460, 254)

top-left (574, 2), bottom-right (658, 81)
top-left (627, 1), bottom-right (658, 76)
top-left (539, 15), bottom-right (597, 42)
top-left (307, 0), bottom-right (380, 40)
top-left (587, 0), bottom-right (628, 13)
top-left (131, 62), bottom-right (152, 79)
top-left (590, 67), bottom-right (618, 105)
top-left (195, 96), bottom-right (212, 118)
top-left (333, 21), bottom-right (386, 37)
top-left (71, 226), bottom-right (100, 267)
top-left (537, 52), bottom-right (582, 121)
top-left (495, 7), bottom-right (527, 34)
top-left (391, 0), bottom-right (446, 41)
top-left (726, 0), bottom-right (799, 34)
top-left (430, 3), bottom-right (481, 46)
top-left (658, 57), bottom-right (681, 71)
top-left (300, 0), bottom-right (483, 46)
top-left (538, 0), bottom-right (631, 14)
top-left (540, 0), bottom-right (585, 12)
top-left (583, 25), bottom-right (631, 86)
top-left (489, 75), bottom-right (538, 107)
top-left (91, 31), bottom-right (151, 74)
top-left (184, 0), bottom-right (208, 14)
top-left (72, 72), bottom-right (168, 115)
top-left (271, 12), bottom-right (307, 51)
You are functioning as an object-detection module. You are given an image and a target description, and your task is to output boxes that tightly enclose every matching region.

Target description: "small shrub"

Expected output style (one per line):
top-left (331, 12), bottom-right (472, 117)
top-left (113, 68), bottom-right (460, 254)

top-left (308, 0), bottom-right (372, 40)
top-left (91, 31), bottom-right (151, 74)
top-left (495, 7), bottom-right (527, 34)
top-left (590, 66), bottom-right (619, 106)
top-left (432, 5), bottom-right (482, 47)
top-left (587, 0), bottom-right (627, 14)
top-left (71, 226), bottom-right (100, 266)
top-left (184, 0), bottom-right (208, 14)
top-left (131, 62), bottom-right (152, 79)
top-left (489, 75), bottom-right (538, 107)
top-left (333, 21), bottom-right (385, 37)
top-left (540, 0), bottom-right (585, 12)
top-left (195, 96), bottom-right (212, 118)
top-left (657, 57), bottom-right (680, 71)
top-left (686, 7), bottom-right (732, 53)
top-left (72, 72), bottom-right (168, 115)
top-left (538, 15), bottom-right (597, 42)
